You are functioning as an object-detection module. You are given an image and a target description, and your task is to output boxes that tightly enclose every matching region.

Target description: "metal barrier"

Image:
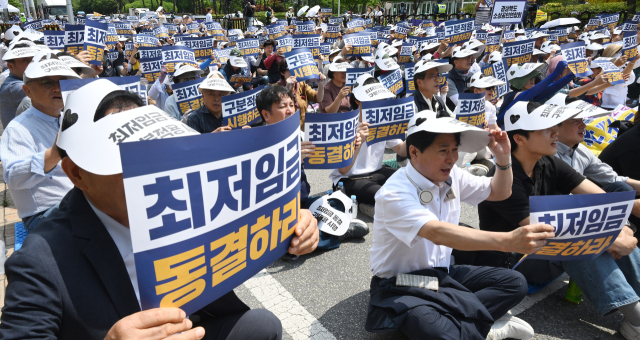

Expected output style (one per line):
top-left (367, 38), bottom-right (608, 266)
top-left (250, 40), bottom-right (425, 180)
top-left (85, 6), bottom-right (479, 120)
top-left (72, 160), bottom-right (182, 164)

top-left (0, 23), bottom-right (61, 33)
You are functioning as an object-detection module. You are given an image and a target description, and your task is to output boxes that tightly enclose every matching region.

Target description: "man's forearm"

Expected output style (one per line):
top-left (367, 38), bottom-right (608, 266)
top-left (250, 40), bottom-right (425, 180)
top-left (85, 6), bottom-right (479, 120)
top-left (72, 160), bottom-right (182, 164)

top-left (418, 220), bottom-right (510, 252)
top-left (488, 158), bottom-right (513, 201)
top-left (257, 68), bottom-right (268, 76)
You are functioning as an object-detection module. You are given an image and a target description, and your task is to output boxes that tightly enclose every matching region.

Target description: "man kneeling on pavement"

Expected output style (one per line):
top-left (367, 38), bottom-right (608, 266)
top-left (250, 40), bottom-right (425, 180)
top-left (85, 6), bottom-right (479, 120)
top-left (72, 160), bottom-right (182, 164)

top-left (366, 110), bottom-right (555, 340)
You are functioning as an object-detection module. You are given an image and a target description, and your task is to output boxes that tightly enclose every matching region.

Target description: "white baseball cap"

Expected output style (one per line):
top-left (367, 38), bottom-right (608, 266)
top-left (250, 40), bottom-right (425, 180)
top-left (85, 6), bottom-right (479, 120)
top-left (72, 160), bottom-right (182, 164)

top-left (540, 41), bottom-right (560, 54)
top-left (351, 74), bottom-right (394, 101)
top-left (56, 53), bottom-right (94, 76)
top-left (506, 62), bottom-right (544, 81)
top-left (328, 58), bottom-right (349, 72)
top-left (374, 51), bottom-right (400, 71)
top-left (4, 25), bottom-right (22, 40)
top-left (405, 110), bottom-right (490, 153)
top-left (57, 80), bottom-right (197, 176)
top-left (586, 42), bottom-right (604, 51)
top-left (488, 51), bottom-right (502, 63)
top-left (199, 71), bottom-right (235, 92)
top-left (452, 46), bottom-right (480, 59)
top-left (420, 42), bottom-right (439, 52)
top-left (504, 101), bottom-right (581, 132)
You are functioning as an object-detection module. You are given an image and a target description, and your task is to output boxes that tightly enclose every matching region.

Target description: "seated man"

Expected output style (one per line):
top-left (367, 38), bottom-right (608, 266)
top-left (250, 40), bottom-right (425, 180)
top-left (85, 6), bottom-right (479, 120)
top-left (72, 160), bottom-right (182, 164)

top-left (367, 110), bottom-right (554, 340)
top-left (164, 62), bottom-right (204, 120)
top-left (184, 71), bottom-right (235, 133)
top-left (0, 50), bottom-right (80, 232)
top-left (477, 102), bottom-right (640, 340)
top-left (553, 101), bottom-right (640, 229)
top-left (0, 41), bottom-right (39, 128)
top-left (257, 85), bottom-right (369, 251)
top-left (0, 79), bottom-right (319, 339)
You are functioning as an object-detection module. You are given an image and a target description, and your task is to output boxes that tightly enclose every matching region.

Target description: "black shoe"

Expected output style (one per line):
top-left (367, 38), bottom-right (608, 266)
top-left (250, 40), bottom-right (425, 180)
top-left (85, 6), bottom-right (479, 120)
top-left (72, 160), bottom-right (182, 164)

top-left (339, 219), bottom-right (370, 241)
top-left (280, 253), bottom-right (299, 261)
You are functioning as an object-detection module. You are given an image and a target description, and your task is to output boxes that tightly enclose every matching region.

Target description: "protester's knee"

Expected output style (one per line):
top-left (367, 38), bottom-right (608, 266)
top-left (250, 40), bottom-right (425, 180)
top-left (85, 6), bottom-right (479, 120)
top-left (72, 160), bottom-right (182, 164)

top-left (603, 181), bottom-right (635, 193)
top-left (508, 270), bottom-right (528, 300)
top-left (243, 309), bottom-right (282, 340)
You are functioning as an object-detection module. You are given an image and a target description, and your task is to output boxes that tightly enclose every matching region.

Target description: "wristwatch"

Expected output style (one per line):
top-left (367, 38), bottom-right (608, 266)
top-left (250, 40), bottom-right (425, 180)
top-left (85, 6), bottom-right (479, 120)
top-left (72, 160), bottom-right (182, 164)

top-left (495, 160), bottom-right (512, 171)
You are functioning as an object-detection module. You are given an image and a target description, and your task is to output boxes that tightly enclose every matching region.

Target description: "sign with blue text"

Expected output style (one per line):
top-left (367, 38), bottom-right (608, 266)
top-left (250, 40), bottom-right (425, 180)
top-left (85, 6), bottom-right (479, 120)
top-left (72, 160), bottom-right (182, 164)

top-left (121, 111), bottom-right (302, 315)
top-left (453, 93), bottom-right (486, 128)
top-left (528, 192), bottom-right (635, 261)
top-left (304, 110), bottom-right (360, 169)
top-left (362, 97), bottom-right (416, 144)
top-left (222, 86), bottom-right (264, 129)
top-left (284, 48), bottom-right (319, 81)
top-left (173, 78), bottom-right (205, 115)
top-left (83, 19), bottom-right (108, 66)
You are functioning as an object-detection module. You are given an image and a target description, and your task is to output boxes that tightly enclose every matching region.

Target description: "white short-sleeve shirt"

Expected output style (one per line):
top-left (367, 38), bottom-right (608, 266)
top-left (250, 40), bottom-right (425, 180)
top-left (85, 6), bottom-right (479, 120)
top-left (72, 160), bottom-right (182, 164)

top-left (370, 161), bottom-right (492, 279)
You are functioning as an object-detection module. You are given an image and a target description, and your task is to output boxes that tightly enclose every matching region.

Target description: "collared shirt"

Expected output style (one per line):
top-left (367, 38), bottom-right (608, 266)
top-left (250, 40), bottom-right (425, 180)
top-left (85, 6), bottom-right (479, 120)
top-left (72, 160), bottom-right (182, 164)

top-left (86, 196), bottom-right (140, 307)
top-left (329, 139), bottom-right (401, 184)
top-left (370, 162), bottom-right (492, 279)
top-left (418, 90), bottom-right (453, 117)
top-left (206, 13), bottom-right (213, 22)
top-left (478, 155), bottom-right (585, 233)
top-left (185, 104), bottom-right (224, 133)
top-left (555, 141), bottom-right (627, 186)
top-left (0, 106), bottom-right (73, 218)
top-left (0, 73), bottom-right (27, 129)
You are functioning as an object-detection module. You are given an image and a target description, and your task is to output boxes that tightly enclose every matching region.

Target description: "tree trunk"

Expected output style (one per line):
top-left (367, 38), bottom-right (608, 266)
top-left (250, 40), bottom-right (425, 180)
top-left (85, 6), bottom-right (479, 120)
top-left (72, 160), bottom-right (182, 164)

top-left (628, 0), bottom-right (635, 20)
top-left (173, 0), bottom-right (177, 13)
top-left (142, 0), bottom-right (146, 9)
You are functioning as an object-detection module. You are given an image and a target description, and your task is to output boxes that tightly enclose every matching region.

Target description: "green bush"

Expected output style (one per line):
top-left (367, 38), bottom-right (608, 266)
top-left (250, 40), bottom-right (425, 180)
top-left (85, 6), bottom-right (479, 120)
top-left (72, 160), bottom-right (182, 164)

top-left (539, 1), bottom-right (628, 13)
top-left (462, 3), bottom-right (476, 13)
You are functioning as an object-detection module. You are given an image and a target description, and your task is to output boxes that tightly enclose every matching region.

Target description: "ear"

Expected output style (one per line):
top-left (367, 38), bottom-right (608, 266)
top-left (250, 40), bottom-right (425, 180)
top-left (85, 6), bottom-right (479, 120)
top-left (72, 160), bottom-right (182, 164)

top-left (513, 133), bottom-right (528, 147)
top-left (61, 157), bottom-right (88, 191)
top-left (261, 109), bottom-right (271, 123)
top-left (22, 84), bottom-right (31, 99)
top-left (408, 144), bottom-right (420, 160)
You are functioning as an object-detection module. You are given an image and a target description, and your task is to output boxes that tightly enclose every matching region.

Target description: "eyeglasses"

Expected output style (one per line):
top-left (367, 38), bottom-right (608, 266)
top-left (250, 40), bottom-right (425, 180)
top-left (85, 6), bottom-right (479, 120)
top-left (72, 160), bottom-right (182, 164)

top-left (36, 78), bottom-right (59, 89)
top-left (423, 72), bottom-right (440, 80)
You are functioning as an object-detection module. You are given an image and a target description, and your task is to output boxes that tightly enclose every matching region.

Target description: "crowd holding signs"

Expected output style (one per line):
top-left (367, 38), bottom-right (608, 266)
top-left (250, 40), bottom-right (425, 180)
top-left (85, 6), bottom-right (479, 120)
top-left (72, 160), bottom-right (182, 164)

top-left (3, 5), bottom-right (640, 340)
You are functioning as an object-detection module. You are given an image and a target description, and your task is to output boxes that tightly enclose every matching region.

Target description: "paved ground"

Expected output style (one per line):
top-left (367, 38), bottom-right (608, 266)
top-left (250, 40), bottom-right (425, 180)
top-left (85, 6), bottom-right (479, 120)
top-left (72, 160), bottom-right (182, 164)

top-left (0, 154), bottom-right (630, 339)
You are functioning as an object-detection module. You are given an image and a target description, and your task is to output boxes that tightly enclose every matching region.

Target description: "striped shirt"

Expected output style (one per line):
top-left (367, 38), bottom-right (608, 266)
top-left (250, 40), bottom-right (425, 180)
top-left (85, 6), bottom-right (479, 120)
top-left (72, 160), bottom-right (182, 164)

top-left (184, 104), bottom-right (224, 133)
top-left (0, 106), bottom-right (73, 218)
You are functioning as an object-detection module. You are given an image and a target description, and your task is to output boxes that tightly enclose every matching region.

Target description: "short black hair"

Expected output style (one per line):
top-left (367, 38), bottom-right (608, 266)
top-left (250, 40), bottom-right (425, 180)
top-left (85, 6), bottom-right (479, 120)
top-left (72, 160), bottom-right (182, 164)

top-left (507, 102), bottom-right (540, 151)
top-left (406, 130), bottom-right (461, 159)
top-left (58, 90), bottom-right (144, 160)
top-left (279, 58), bottom-right (289, 79)
top-left (256, 85), bottom-right (295, 120)
top-left (263, 39), bottom-right (276, 48)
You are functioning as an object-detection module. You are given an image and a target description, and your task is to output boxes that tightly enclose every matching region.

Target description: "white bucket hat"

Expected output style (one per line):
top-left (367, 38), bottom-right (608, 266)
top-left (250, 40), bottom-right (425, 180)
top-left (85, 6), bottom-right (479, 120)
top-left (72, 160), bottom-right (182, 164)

top-left (328, 58), bottom-right (349, 72)
top-left (504, 101), bottom-right (581, 132)
top-left (414, 59), bottom-right (452, 74)
top-left (4, 25), bottom-right (22, 41)
top-left (506, 62), bottom-right (544, 81)
top-left (57, 80), bottom-right (197, 176)
top-left (55, 52), bottom-right (94, 76)
top-left (540, 41), bottom-right (560, 54)
top-left (199, 71), bottom-right (235, 92)
top-left (544, 93), bottom-right (610, 119)
top-left (488, 51), bottom-right (502, 63)
top-left (374, 50), bottom-right (400, 71)
top-left (406, 110), bottom-right (490, 153)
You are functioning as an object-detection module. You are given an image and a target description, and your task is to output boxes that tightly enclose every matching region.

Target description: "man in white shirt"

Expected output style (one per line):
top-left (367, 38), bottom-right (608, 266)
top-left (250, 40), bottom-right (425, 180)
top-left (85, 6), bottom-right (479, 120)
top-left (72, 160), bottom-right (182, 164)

top-left (366, 111), bottom-right (555, 340)
top-left (205, 7), bottom-right (213, 22)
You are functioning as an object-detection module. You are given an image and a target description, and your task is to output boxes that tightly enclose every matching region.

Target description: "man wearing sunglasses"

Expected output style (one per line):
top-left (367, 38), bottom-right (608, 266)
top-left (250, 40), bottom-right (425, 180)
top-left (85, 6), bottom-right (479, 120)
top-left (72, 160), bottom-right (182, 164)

top-left (0, 50), bottom-right (80, 232)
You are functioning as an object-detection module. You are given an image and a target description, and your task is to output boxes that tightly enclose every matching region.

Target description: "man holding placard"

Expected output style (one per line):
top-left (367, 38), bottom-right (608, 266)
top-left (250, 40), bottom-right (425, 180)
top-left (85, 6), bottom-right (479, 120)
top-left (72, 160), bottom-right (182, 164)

top-left (412, 59), bottom-right (454, 118)
top-left (367, 110), bottom-right (550, 340)
top-left (185, 71), bottom-right (236, 133)
top-left (477, 101), bottom-right (640, 339)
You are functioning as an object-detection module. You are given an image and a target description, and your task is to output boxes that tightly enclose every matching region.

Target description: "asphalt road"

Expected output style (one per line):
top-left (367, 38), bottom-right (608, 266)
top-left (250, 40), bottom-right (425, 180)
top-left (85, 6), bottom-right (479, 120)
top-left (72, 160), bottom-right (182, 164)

top-left (234, 151), bottom-right (627, 340)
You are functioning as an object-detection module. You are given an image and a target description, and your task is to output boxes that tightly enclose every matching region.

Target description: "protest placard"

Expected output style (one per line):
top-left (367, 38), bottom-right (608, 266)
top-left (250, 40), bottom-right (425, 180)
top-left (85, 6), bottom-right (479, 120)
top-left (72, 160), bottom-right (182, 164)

top-left (267, 24), bottom-right (285, 40)
top-left (601, 14), bottom-right (619, 31)
top-left (125, 41), bottom-right (135, 59)
top-left (229, 75), bottom-right (253, 84)
top-left (481, 58), bottom-right (510, 100)
top-left (105, 25), bottom-right (118, 51)
top-left (444, 18), bottom-right (474, 45)
top-left (325, 24), bottom-right (341, 44)
top-left (154, 26), bottom-right (169, 39)
top-left (134, 34), bottom-right (160, 47)
top-left (60, 76), bottom-right (148, 105)
top-left (346, 67), bottom-right (375, 91)
top-left (405, 62), bottom-right (416, 95)
top-left (182, 36), bottom-right (215, 61)
top-left (490, 0), bottom-right (527, 25)
top-left (378, 68), bottom-right (404, 95)
top-left (320, 43), bottom-right (331, 63)
top-left (485, 33), bottom-right (501, 53)
top-left (393, 25), bottom-right (410, 40)
top-left (284, 48), bottom-right (319, 81)
top-left (622, 31), bottom-right (638, 61)
top-left (347, 19), bottom-right (365, 33)
top-left (214, 48), bottom-right (232, 64)
top-left (527, 192), bottom-right (635, 261)
top-left (476, 31), bottom-right (489, 43)
top-left (44, 30), bottom-right (64, 50)
top-left (186, 22), bottom-right (200, 34)
top-left (222, 86), bottom-right (264, 129)
top-left (586, 18), bottom-right (601, 31)
top-left (296, 21), bottom-right (315, 34)
top-left (397, 43), bottom-right (414, 63)
top-left (561, 41), bottom-right (592, 78)
top-left (362, 97), bottom-right (415, 144)
top-left (594, 59), bottom-right (625, 85)
top-left (139, 47), bottom-right (162, 60)
top-left (233, 38), bottom-right (259, 59)
top-left (293, 34), bottom-right (322, 59)
top-left (453, 93), bottom-right (485, 128)
top-left (502, 38), bottom-right (534, 66)
top-left (173, 78), bottom-right (205, 115)
top-left (364, 18), bottom-right (373, 28)
top-left (321, 7), bottom-right (332, 17)
top-left (304, 110), bottom-right (360, 169)
top-left (115, 22), bottom-right (132, 37)
top-left (362, 29), bottom-right (378, 46)
top-left (343, 33), bottom-right (373, 57)
top-left (277, 35), bottom-right (294, 53)
top-left (21, 19), bottom-right (43, 31)
top-left (140, 55), bottom-right (163, 82)
top-left (329, 17), bottom-right (343, 25)
top-left (165, 24), bottom-right (178, 35)
top-left (83, 19), bottom-right (108, 66)
top-left (64, 24), bottom-right (85, 55)
top-left (121, 110), bottom-right (301, 315)
top-left (162, 45), bottom-right (198, 74)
